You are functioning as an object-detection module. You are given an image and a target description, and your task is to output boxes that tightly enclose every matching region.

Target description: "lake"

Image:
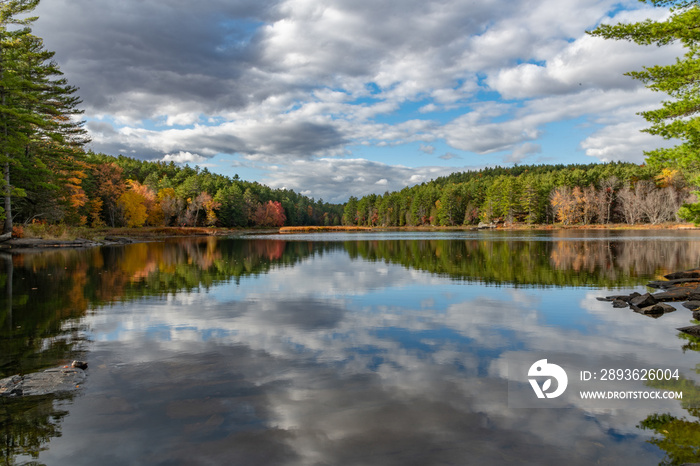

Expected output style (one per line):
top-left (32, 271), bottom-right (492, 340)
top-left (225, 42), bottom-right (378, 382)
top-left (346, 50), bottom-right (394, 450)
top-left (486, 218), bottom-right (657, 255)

top-left (1, 230), bottom-right (700, 465)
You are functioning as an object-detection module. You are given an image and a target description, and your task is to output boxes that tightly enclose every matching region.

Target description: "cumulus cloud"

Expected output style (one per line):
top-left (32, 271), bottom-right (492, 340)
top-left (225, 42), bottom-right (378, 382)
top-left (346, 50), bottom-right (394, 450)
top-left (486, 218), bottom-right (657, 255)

top-left (505, 143), bottom-right (542, 163)
top-left (162, 151), bottom-right (207, 164)
top-left (263, 158), bottom-right (460, 202)
top-left (419, 144), bottom-right (435, 155)
top-left (31, 0), bottom-right (682, 199)
top-left (439, 152), bottom-right (461, 161)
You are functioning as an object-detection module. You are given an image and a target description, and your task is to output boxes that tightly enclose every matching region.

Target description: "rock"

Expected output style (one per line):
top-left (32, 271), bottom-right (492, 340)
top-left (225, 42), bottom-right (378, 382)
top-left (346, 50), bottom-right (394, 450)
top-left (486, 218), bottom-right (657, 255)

top-left (647, 278), bottom-right (700, 289)
top-left (636, 303), bottom-right (676, 316)
top-left (477, 222), bottom-right (496, 229)
top-left (682, 301), bottom-right (700, 310)
top-left (694, 310), bottom-right (700, 321)
top-left (0, 367), bottom-right (85, 397)
top-left (612, 299), bottom-right (628, 308)
top-left (0, 375), bottom-right (23, 396)
top-left (630, 293), bottom-right (658, 308)
top-left (652, 287), bottom-right (694, 302)
top-left (71, 360), bottom-right (88, 370)
top-left (665, 269), bottom-right (700, 280)
top-left (678, 325), bottom-right (700, 337)
top-left (597, 292), bottom-right (641, 303)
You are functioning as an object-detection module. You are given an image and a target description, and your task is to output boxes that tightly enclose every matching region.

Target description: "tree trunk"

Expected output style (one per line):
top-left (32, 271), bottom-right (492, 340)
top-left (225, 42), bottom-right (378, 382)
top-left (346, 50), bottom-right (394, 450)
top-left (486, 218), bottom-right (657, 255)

top-left (0, 49), bottom-right (9, 235)
top-left (3, 160), bottom-right (10, 234)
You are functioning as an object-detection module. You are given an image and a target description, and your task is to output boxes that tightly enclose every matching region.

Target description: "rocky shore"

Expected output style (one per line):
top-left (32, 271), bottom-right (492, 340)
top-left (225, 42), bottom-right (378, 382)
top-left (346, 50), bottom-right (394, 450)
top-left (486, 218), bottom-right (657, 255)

top-left (0, 365), bottom-right (86, 397)
top-left (0, 236), bottom-right (138, 251)
top-left (597, 268), bottom-right (700, 336)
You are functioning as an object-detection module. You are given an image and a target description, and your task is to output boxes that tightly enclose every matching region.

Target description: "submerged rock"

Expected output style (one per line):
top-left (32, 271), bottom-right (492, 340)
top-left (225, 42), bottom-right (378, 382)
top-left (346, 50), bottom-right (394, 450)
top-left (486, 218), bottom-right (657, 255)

top-left (0, 367), bottom-right (86, 397)
top-left (597, 292), bottom-right (641, 303)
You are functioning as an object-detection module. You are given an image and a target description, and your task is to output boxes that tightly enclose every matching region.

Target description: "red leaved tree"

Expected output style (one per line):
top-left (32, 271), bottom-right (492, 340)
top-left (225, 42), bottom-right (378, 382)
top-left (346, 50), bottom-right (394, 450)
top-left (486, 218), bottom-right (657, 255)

top-left (253, 201), bottom-right (286, 227)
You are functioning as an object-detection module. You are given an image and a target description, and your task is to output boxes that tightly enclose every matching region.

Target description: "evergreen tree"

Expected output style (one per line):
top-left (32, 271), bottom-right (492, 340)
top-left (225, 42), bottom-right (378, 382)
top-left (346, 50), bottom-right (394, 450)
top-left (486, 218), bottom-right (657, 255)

top-left (589, 1), bottom-right (700, 172)
top-left (0, 0), bottom-right (87, 233)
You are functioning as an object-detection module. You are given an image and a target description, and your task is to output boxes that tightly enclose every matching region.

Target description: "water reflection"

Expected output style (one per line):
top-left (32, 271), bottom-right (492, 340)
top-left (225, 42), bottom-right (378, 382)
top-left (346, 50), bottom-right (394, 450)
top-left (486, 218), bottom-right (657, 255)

top-left (1, 232), bottom-right (700, 465)
top-left (343, 230), bottom-right (700, 287)
top-left (1, 394), bottom-right (71, 463)
top-left (641, 369), bottom-right (700, 465)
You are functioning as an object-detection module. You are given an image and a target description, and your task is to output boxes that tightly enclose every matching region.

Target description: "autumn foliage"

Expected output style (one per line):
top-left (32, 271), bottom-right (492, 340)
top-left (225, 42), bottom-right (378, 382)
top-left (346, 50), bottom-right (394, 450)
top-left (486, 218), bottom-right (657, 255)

top-left (252, 201), bottom-right (286, 227)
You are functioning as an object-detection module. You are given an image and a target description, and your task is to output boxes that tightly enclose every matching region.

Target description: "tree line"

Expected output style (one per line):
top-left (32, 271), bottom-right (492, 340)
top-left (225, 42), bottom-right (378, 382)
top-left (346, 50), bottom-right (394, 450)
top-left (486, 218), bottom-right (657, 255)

top-left (12, 152), bottom-right (345, 229)
top-left (342, 163), bottom-right (696, 227)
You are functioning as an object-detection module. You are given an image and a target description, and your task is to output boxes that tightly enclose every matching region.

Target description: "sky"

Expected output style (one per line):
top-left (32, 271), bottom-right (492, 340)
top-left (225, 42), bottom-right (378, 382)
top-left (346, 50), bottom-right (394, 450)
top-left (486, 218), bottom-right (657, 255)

top-left (31, 0), bottom-right (682, 203)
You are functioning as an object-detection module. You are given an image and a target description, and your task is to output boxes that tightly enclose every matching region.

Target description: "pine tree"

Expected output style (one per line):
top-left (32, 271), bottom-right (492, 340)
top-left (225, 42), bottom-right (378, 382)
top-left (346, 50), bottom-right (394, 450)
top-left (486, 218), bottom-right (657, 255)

top-left (0, 0), bottom-right (87, 234)
top-left (589, 1), bottom-right (700, 172)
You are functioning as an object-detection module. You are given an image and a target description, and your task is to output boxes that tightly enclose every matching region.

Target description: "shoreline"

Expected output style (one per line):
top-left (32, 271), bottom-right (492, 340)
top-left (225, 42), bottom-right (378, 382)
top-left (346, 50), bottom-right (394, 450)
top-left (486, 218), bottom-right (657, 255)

top-left (1, 223), bottom-right (699, 251)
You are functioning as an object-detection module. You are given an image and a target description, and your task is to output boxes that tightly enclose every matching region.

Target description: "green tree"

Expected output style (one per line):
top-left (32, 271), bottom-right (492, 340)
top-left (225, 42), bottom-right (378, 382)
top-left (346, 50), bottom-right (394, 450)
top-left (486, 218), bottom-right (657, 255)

top-left (589, 1), bottom-right (700, 172)
top-left (0, 0), bottom-right (87, 234)
top-left (343, 196), bottom-right (358, 225)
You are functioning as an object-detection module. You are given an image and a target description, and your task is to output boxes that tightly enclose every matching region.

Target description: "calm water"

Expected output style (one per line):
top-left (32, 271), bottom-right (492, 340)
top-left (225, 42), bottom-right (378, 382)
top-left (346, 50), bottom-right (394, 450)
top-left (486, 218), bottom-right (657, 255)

top-left (1, 230), bottom-right (700, 465)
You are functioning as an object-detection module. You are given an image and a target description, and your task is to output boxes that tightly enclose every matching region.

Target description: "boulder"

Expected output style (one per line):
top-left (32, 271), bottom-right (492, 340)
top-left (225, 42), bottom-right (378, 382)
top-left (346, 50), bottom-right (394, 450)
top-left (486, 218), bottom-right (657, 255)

top-left (682, 301), bottom-right (700, 310)
top-left (652, 287), bottom-right (694, 302)
top-left (678, 325), bottom-right (700, 337)
top-left (0, 367), bottom-right (85, 397)
top-left (612, 299), bottom-right (628, 308)
top-left (694, 310), bottom-right (700, 321)
top-left (630, 293), bottom-right (657, 309)
top-left (635, 303), bottom-right (676, 316)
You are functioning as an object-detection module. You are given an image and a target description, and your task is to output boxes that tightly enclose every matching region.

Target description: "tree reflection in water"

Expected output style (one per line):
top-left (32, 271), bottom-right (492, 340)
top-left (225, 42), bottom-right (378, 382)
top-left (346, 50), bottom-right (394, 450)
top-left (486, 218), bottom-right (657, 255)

top-left (1, 233), bottom-right (700, 464)
top-left (640, 332), bottom-right (700, 466)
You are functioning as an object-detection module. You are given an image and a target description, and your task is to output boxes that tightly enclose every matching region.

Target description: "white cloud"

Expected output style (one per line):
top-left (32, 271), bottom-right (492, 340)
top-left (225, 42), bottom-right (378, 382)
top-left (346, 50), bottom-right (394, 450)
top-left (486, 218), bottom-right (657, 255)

top-left (32, 0), bottom-right (683, 199)
top-left (419, 144), bottom-right (435, 155)
top-left (505, 143), bottom-right (542, 163)
top-left (439, 152), bottom-right (461, 161)
top-left (162, 151), bottom-right (207, 164)
top-left (263, 158), bottom-right (461, 202)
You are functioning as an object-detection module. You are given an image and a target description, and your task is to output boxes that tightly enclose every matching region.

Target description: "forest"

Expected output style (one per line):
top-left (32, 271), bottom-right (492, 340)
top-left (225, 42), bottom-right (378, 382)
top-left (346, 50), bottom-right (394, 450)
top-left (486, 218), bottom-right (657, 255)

top-left (342, 163), bottom-right (697, 227)
top-left (11, 151), bottom-right (699, 232)
top-left (8, 151), bottom-right (346, 229)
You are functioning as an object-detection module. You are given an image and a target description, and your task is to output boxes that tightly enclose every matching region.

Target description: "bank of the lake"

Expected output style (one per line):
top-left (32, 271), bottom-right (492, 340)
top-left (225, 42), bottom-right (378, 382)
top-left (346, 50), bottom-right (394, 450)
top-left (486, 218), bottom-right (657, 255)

top-left (3, 222), bottom-right (700, 250)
